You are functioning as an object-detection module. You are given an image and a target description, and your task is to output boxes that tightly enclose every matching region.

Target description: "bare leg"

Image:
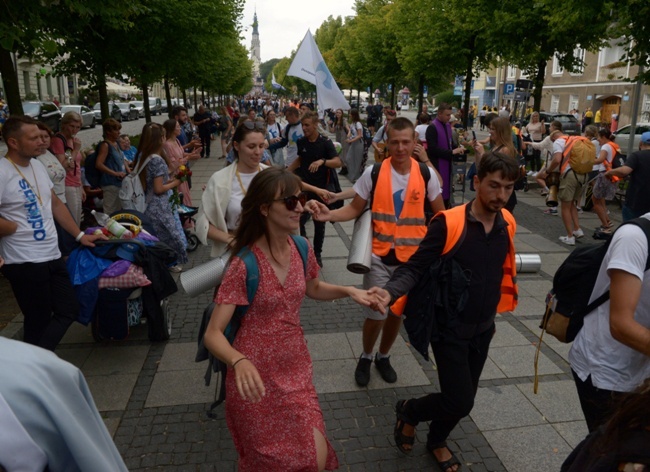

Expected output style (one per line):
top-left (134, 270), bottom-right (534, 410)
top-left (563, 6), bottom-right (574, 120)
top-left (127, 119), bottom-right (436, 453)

top-left (313, 428), bottom-right (328, 472)
top-left (560, 200), bottom-right (574, 237)
top-left (362, 318), bottom-right (384, 355)
top-left (378, 314), bottom-right (402, 355)
top-left (570, 202), bottom-right (581, 232)
top-left (592, 196), bottom-right (610, 226)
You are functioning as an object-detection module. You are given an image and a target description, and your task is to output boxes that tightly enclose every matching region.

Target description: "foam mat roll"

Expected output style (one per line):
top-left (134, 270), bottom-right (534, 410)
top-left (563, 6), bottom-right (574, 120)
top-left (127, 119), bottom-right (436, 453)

top-left (347, 209), bottom-right (373, 274)
top-left (515, 253), bottom-right (542, 273)
top-left (180, 252), bottom-right (231, 297)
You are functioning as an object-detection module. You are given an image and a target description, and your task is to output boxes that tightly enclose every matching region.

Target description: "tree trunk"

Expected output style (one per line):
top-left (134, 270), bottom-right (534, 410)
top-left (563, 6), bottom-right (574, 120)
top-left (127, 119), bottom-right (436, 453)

top-left (182, 89), bottom-right (188, 109)
top-left (462, 37), bottom-right (476, 130)
top-left (390, 81), bottom-right (395, 109)
top-left (164, 75), bottom-right (172, 116)
top-left (357, 87), bottom-right (360, 109)
top-left (193, 88), bottom-right (198, 111)
top-left (96, 73), bottom-right (109, 122)
top-left (417, 75), bottom-right (424, 115)
top-left (142, 82), bottom-right (151, 123)
top-left (201, 89), bottom-right (205, 106)
top-left (533, 58), bottom-right (547, 112)
top-left (0, 47), bottom-right (23, 115)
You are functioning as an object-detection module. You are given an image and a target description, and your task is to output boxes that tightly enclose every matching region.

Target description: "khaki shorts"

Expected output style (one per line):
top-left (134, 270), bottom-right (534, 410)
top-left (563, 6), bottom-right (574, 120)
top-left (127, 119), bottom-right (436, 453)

top-left (558, 170), bottom-right (588, 203)
top-left (362, 256), bottom-right (400, 321)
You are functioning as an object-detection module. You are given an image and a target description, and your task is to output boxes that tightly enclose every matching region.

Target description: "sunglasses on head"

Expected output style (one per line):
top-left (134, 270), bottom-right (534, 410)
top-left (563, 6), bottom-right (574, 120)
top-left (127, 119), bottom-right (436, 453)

top-left (242, 121), bottom-right (266, 130)
top-left (274, 192), bottom-right (307, 211)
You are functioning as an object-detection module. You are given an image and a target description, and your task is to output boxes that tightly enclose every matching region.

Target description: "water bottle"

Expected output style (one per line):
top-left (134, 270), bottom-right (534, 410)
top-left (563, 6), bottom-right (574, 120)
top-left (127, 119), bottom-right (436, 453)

top-left (91, 210), bottom-right (133, 239)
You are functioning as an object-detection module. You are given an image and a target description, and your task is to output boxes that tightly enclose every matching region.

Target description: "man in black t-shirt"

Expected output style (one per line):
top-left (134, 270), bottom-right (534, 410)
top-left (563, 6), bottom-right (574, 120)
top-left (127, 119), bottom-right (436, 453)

top-left (192, 105), bottom-right (212, 158)
top-left (606, 131), bottom-right (650, 221)
top-left (288, 111), bottom-right (342, 266)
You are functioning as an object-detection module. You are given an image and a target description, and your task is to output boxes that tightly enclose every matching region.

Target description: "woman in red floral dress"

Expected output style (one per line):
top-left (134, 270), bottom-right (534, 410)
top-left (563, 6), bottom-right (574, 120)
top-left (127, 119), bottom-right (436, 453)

top-left (204, 168), bottom-right (374, 471)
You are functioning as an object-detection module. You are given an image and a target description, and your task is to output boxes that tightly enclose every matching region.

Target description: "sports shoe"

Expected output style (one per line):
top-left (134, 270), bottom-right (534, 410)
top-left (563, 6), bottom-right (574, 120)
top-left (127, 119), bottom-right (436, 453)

top-left (374, 354), bottom-right (397, 383)
top-left (526, 170), bottom-right (534, 176)
top-left (573, 229), bottom-right (585, 239)
top-left (543, 208), bottom-right (558, 215)
top-left (577, 206), bottom-right (583, 214)
top-left (559, 235), bottom-right (576, 246)
top-left (355, 356), bottom-right (372, 387)
top-left (540, 187), bottom-right (549, 196)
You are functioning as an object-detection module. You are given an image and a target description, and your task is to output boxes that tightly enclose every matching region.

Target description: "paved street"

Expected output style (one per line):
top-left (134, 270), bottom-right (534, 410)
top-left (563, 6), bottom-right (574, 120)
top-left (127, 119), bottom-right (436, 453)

top-left (1, 111), bottom-right (622, 471)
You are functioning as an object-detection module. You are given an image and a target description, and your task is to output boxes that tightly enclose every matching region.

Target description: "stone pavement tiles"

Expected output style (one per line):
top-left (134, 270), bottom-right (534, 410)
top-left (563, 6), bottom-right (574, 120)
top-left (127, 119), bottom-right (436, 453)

top-left (15, 150), bottom-right (608, 470)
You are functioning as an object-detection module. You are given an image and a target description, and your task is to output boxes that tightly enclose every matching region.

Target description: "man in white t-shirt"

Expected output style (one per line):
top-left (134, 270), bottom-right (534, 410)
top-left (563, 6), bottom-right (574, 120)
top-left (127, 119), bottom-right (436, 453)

top-left (306, 117), bottom-right (445, 387)
top-left (0, 116), bottom-right (104, 351)
top-left (268, 107), bottom-right (304, 167)
top-left (568, 214), bottom-right (650, 433)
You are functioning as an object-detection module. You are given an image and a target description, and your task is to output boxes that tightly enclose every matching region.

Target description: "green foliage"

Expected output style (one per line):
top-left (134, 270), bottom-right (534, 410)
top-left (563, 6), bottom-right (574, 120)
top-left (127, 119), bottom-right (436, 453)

top-left (611, 0), bottom-right (650, 84)
top-left (260, 58), bottom-right (281, 84)
top-left (434, 90), bottom-right (462, 108)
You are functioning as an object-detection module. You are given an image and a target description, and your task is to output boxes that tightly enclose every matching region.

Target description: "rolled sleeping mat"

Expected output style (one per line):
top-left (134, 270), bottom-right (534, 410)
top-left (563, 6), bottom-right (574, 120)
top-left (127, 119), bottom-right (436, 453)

top-left (180, 251), bottom-right (231, 297)
top-left (347, 209), bottom-right (373, 274)
top-left (515, 253), bottom-right (542, 273)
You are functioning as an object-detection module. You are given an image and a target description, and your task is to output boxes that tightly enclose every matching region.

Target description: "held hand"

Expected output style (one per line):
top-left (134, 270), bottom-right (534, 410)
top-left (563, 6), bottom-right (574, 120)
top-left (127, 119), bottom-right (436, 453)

top-left (347, 287), bottom-right (375, 307)
top-left (305, 200), bottom-right (331, 221)
top-left (413, 143), bottom-right (427, 161)
top-left (316, 189), bottom-right (332, 203)
top-left (80, 233), bottom-right (108, 248)
top-left (367, 287), bottom-right (391, 314)
top-left (233, 358), bottom-right (266, 402)
top-left (472, 142), bottom-right (485, 157)
top-left (73, 137), bottom-right (82, 151)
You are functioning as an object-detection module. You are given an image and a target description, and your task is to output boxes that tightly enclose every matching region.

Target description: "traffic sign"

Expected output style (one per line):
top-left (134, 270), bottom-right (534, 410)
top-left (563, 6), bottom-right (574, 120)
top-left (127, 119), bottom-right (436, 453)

top-left (504, 83), bottom-right (515, 95)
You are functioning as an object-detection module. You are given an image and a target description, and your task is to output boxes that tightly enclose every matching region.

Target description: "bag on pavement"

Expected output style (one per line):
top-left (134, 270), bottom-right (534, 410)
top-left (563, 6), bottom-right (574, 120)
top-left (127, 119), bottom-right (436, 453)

top-left (119, 156), bottom-right (151, 212)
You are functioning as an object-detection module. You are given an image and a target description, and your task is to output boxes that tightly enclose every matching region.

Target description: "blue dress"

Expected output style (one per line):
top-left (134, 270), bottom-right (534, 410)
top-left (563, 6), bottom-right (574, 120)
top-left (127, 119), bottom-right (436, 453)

top-left (144, 155), bottom-right (188, 264)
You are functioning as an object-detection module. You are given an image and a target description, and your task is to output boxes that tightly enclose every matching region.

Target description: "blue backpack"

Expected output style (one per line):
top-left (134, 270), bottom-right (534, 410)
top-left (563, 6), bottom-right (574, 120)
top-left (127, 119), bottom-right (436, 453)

top-left (195, 235), bottom-right (309, 416)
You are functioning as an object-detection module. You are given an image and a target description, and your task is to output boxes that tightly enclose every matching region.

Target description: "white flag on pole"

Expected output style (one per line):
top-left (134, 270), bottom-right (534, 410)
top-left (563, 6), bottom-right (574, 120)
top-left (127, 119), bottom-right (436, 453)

top-left (271, 73), bottom-right (286, 90)
top-left (287, 30), bottom-right (350, 111)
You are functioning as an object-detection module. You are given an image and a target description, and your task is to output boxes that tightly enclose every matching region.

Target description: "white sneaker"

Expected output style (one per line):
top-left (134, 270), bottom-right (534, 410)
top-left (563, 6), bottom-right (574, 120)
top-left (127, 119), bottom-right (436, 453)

top-left (527, 170), bottom-right (534, 176)
top-left (559, 235), bottom-right (576, 246)
top-left (573, 229), bottom-right (585, 239)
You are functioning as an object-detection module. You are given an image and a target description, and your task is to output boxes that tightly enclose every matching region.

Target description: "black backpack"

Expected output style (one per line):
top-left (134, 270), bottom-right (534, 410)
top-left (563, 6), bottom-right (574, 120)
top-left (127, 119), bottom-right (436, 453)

top-left (84, 141), bottom-right (108, 189)
top-left (402, 215), bottom-right (471, 359)
top-left (540, 217), bottom-right (650, 343)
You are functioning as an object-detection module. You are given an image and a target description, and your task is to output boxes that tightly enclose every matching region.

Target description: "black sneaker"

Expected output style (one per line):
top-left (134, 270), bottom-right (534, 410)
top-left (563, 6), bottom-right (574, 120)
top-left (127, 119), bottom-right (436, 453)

top-left (355, 356), bottom-right (372, 387)
top-left (374, 354), bottom-right (397, 383)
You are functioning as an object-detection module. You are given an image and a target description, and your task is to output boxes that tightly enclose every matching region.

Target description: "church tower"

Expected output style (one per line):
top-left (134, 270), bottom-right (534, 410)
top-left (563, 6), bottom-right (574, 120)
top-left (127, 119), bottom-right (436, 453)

top-left (250, 10), bottom-right (264, 95)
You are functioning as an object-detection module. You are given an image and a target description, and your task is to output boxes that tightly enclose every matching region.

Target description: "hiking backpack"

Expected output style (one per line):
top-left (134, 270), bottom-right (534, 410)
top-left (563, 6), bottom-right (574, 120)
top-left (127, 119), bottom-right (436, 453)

top-left (540, 217), bottom-right (650, 344)
top-left (119, 156), bottom-right (152, 213)
top-left (195, 235), bottom-right (309, 416)
top-left (84, 141), bottom-right (107, 189)
top-left (561, 135), bottom-right (596, 174)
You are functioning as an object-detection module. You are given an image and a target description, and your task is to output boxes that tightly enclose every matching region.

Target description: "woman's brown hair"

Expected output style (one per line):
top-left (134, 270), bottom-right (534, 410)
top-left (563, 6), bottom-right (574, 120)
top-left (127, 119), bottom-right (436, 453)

top-left (132, 122), bottom-right (165, 190)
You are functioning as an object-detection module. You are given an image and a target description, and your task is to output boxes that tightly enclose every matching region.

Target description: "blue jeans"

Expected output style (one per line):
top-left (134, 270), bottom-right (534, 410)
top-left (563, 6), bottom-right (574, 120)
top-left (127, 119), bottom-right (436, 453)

top-left (622, 205), bottom-right (644, 222)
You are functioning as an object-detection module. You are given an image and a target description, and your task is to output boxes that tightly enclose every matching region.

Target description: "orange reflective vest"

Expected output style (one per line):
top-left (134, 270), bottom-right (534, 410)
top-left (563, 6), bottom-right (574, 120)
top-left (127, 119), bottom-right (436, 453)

top-left (440, 203), bottom-right (518, 313)
top-left (371, 158), bottom-right (428, 262)
top-left (602, 140), bottom-right (621, 183)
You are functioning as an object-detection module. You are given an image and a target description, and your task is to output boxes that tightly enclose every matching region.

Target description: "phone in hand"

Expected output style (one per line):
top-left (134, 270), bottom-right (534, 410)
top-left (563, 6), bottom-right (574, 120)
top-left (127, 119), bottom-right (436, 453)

top-left (472, 130), bottom-right (477, 140)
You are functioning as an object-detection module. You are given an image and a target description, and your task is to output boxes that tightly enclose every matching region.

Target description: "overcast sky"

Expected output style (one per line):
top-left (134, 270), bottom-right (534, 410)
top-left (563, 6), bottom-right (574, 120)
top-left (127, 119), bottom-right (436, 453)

top-left (240, 0), bottom-right (356, 63)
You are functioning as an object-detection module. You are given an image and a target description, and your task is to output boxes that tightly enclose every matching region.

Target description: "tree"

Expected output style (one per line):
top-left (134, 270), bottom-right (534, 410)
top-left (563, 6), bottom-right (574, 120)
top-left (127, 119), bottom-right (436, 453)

top-left (611, 1), bottom-right (650, 84)
top-left (260, 58), bottom-right (281, 86)
top-left (494, 0), bottom-right (612, 111)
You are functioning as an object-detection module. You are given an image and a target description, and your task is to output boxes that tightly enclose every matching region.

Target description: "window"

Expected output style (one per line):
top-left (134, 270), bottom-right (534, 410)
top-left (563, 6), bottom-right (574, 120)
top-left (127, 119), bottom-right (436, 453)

top-left (23, 71), bottom-right (31, 95)
top-left (569, 95), bottom-right (579, 112)
top-left (506, 65), bottom-right (517, 80)
top-left (552, 54), bottom-right (564, 75)
top-left (519, 69), bottom-right (529, 79)
top-left (642, 94), bottom-right (650, 121)
top-left (601, 38), bottom-right (626, 67)
top-left (570, 48), bottom-right (586, 75)
top-left (550, 95), bottom-right (560, 113)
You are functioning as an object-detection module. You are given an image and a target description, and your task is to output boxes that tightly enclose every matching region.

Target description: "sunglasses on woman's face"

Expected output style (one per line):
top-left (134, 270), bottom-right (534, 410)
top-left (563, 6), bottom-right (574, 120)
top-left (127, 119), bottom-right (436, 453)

top-left (274, 192), bottom-right (307, 211)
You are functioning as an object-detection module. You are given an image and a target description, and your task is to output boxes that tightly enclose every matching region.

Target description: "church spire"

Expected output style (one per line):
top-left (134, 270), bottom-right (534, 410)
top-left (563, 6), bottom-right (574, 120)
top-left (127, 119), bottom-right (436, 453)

top-left (252, 9), bottom-right (259, 36)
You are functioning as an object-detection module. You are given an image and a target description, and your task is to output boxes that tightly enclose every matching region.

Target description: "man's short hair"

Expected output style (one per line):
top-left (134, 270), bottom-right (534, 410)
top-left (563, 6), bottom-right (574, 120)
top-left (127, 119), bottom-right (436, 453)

top-left (2, 116), bottom-right (38, 141)
top-left (386, 117), bottom-right (415, 138)
top-left (477, 151), bottom-right (520, 182)
top-left (285, 107), bottom-right (299, 118)
top-left (300, 111), bottom-right (319, 124)
top-left (550, 120), bottom-right (563, 132)
top-left (437, 103), bottom-right (452, 113)
top-left (170, 105), bottom-right (187, 119)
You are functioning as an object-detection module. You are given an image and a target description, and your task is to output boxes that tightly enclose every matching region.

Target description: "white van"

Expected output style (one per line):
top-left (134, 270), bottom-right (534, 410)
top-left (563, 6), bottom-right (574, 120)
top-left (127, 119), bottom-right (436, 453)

top-left (148, 97), bottom-right (162, 116)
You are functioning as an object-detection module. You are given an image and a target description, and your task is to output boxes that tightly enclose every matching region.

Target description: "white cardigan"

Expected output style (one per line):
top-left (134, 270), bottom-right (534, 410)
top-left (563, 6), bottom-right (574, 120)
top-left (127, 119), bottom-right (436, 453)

top-left (195, 162), bottom-right (269, 257)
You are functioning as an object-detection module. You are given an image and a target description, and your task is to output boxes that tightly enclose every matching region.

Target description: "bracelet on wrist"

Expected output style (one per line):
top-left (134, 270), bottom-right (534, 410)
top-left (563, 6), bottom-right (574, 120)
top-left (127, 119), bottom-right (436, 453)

top-left (232, 357), bottom-right (249, 368)
top-left (75, 231), bottom-right (85, 242)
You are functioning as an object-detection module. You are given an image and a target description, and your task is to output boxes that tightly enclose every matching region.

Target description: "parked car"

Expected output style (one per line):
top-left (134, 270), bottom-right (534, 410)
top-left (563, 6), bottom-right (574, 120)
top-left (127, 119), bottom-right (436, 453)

top-left (60, 105), bottom-right (96, 128)
top-left (93, 102), bottom-right (125, 123)
top-left (116, 102), bottom-right (139, 121)
top-left (129, 101), bottom-right (145, 118)
top-left (148, 97), bottom-right (162, 116)
top-left (161, 98), bottom-right (181, 113)
top-left (22, 101), bottom-right (61, 132)
top-left (612, 122), bottom-right (650, 157)
top-left (523, 112), bottom-right (581, 136)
